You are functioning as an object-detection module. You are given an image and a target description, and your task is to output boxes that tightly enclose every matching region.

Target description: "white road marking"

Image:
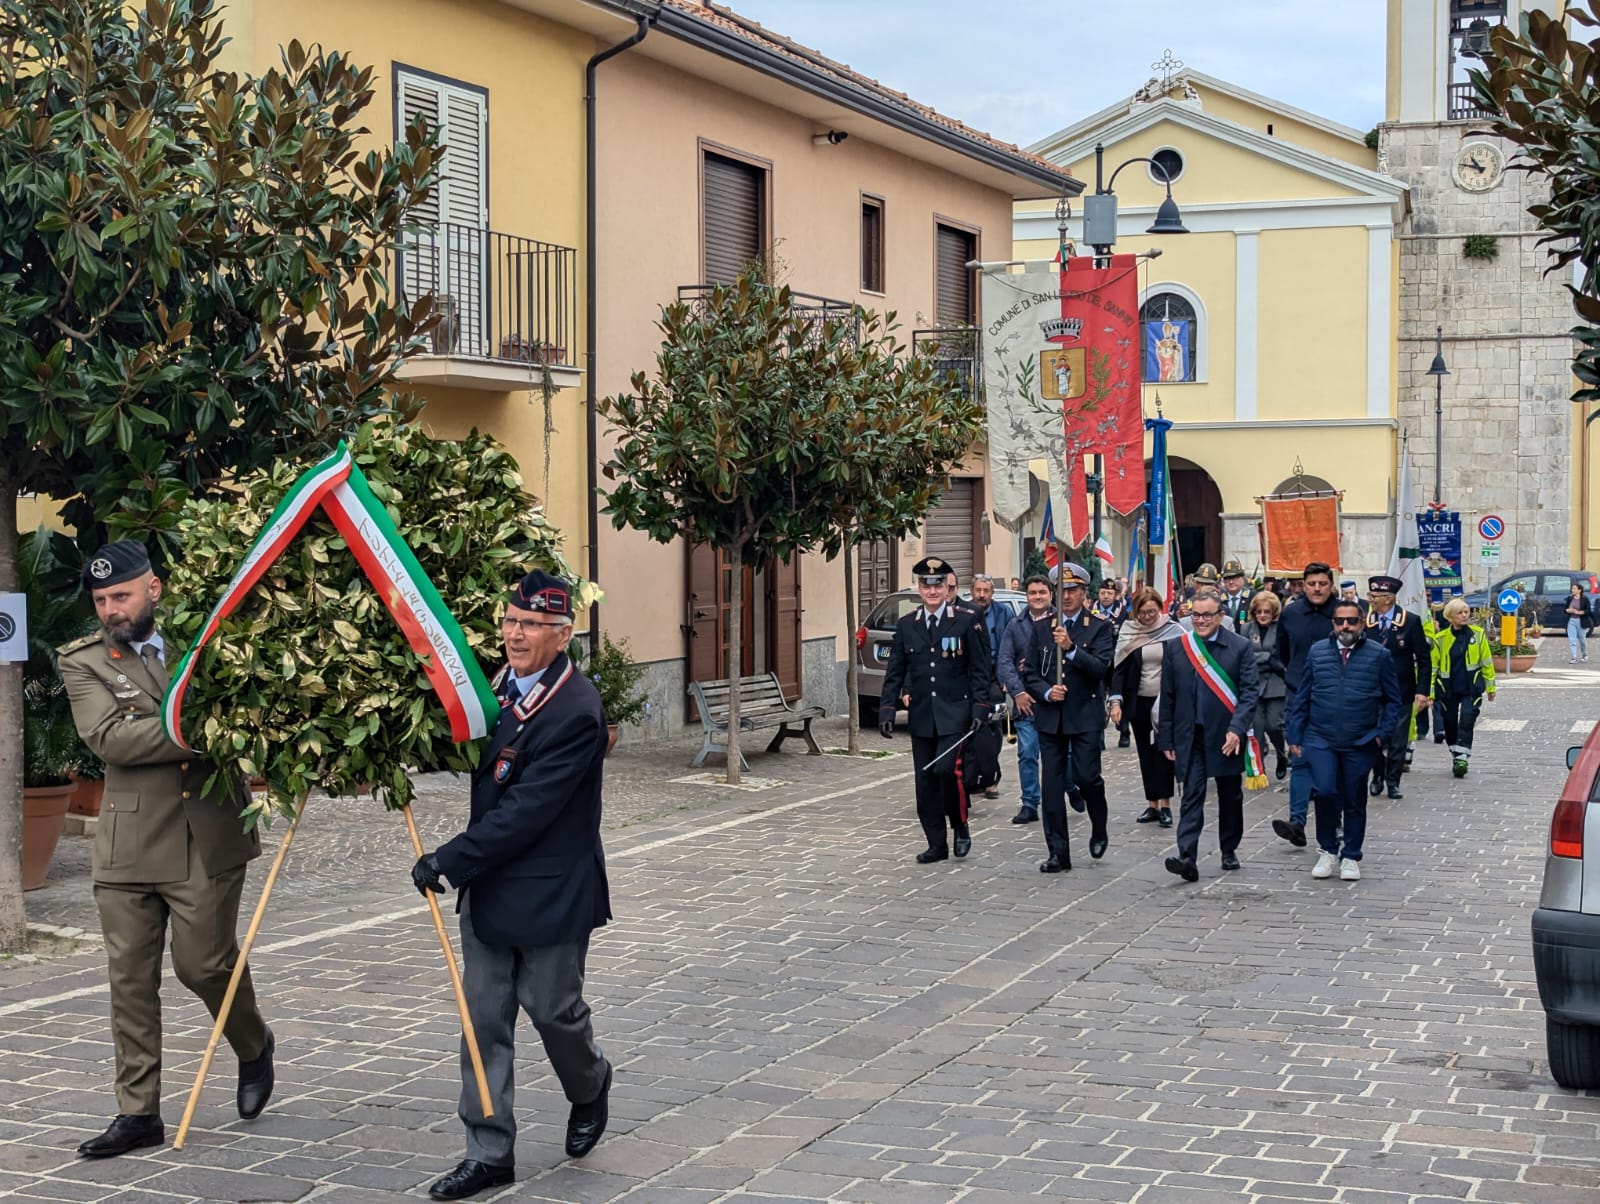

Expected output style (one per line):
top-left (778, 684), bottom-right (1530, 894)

top-left (1572, 720), bottom-right (1596, 734)
top-left (1476, 718), bottom-right (1528, 732)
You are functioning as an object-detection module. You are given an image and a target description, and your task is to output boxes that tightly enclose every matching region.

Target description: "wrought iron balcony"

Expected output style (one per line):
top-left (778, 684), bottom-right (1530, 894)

top-left (914, 326), bottom-right (980, 400)
top-left (676, 284), bottom-right (857, 345)
top-left (394, 223), bottom-right (580, 392)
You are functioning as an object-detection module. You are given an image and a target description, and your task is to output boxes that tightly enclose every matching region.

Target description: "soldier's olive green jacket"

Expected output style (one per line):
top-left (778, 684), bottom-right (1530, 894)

top-left (59, 630), bottom-right (259, 885)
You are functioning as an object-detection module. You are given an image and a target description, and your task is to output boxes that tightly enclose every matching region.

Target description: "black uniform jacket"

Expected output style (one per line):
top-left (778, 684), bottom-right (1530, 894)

top-left (1020, 607), bottom-right (1114, 736)
top-left (1156, 626), bottom-right (1261, 779)
top-left (1366, 607), bottom-right (1432, 702)
top-left (435, 653), bottom-right (611, 949)
top-left (879, 605), bottom-right (992, 738)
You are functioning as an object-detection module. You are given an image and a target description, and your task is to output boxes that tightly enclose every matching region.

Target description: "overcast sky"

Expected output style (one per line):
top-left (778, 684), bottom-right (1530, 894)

top-left (729, 0), bottom-right (1390, 148)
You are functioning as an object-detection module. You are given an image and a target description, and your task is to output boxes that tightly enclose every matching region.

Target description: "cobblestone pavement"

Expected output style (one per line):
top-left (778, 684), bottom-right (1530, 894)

top-left (2, 645), bottom-right (1599, 1201)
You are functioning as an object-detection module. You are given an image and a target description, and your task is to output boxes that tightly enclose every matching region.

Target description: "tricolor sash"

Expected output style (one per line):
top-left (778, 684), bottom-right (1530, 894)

top-left (1180, 631), bottom-right (1239, 710)
top-left (162, 441), bottom-right (499, 749)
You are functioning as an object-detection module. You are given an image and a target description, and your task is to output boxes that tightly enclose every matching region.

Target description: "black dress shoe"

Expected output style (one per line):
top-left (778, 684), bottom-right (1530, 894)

top-left (1220, 851), bottom-right (1242, 871)
top-left (1039, 855), bottom-right (1071, 873)
top-left (916, 846), bottom-right (949, 864)
top-left (1275, 757), bottom-right (1287, 781)
top-left (1158, 809), bottom-right (1174, 828)
top-left (1165, 855), bottom-right (1199, 883)
top-left (1369, 779), bottom-right (1385, 797)
top-left (1117, 734), bottom-right (1131, 748)
top-left (952, 829), bottom-right (972, 858)
top-left (1089, 834), bottom-right (1108, 860)
top-left (1136, 806), bottom-right (1161, 824)
top-left (428, 1159), bottom-right (515, 1200)
top-left (1272, 818), bottom-right (1307, 847)
top-left (237, 1027), bottom-right (274, 1120)
top-left (1011, 807), bottom-right (1039, 824)
top-left (77, 1114), bottom-right (163, 1158)
top-left (1068, 787), bottom-right (1086, 814)
top-left (1387, 786), bottom-right (1404, 800)
top-left (982, 787), bottom-right (999, 799)
top-left (565, 1063), bottom-right (612, 1159)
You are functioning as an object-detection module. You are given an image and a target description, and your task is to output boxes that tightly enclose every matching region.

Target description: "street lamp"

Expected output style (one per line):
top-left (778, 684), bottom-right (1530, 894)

top-left (1425, 326), bottom-right (1449, 505)
top-left (1075, 142), bottom-right (1189, 546)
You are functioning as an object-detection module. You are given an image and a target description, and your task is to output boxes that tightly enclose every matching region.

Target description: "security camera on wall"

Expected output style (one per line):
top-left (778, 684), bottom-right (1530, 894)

top-left (812, 130), bottom-right (848, 147)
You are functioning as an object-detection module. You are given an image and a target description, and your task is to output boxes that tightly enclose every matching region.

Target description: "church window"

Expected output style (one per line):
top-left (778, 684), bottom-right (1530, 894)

top-left (1141, 291), bottom-right (1199, 384)
top-left (1149, 147), bottom-right (1184, 185)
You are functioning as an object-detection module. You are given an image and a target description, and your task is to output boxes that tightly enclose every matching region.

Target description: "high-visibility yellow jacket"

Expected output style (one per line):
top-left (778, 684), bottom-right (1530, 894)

top-left (1432, 622), bottom-right (1496, 698)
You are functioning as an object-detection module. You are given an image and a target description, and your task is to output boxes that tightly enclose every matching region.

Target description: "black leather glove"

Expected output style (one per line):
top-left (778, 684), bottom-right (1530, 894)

top-left (879, 716), bottom-right (895, 739)
top-left (412, 853), bottom-right (446, 896)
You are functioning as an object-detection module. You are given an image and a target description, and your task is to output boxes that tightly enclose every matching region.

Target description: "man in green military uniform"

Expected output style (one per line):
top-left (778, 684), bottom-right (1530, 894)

top-left (59, 541), bottom-right (275, 1158)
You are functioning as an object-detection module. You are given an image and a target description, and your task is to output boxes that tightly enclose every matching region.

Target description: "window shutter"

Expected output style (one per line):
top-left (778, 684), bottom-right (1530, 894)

top-left (861, 200), bottom-right (884, 292)
top-left (441, 89), bottom-right (487, 228)
top-left (925, 479), bottom-right (976, 585)
top-left (704, 152), bottom-right (763, 284)
top-left (935, 224), bottom-right (976, 324)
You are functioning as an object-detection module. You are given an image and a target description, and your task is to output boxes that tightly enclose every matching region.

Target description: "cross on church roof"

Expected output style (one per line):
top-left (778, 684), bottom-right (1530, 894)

top-left (1152, 50), bottom-right (1184, 92)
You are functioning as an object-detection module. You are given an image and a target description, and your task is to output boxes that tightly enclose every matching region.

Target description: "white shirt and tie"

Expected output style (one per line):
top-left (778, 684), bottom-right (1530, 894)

top-left (501, 666), bottom-right (547, 708)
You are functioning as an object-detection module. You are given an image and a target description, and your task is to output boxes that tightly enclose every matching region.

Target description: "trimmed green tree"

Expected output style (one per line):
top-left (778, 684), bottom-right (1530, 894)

top-left (1472, 6), bottom-right (1600, 416)
top-left (0, 0), bottom-right (440, 948)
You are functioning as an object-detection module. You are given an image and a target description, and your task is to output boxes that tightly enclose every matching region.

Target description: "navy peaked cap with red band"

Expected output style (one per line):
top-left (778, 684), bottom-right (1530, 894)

top-left (507, 568), bottom-right (573, 617)
top-left (83, 541), bottom-right (153, 591)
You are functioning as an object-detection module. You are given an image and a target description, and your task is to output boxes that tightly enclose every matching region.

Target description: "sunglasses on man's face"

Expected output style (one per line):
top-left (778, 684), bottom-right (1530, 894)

top-left (1332, 616), bottom-right (1364, 627)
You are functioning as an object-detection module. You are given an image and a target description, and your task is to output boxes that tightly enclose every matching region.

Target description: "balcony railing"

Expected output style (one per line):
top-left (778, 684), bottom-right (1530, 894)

top-left (676, 284), bottom-right (857, 345)
top-left (394, 222), bottom-right (578, 390)
top-left (1448, 81), bottom-right (1495, 121)
top-left (914, 326), bottom-right (980, 400)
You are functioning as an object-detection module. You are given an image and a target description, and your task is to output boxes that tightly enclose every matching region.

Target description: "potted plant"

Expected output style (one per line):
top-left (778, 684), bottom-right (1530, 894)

top-left (1483, 608), bottom-right (1539, 673)
top-left (571, 633), bottom-right (649, 753)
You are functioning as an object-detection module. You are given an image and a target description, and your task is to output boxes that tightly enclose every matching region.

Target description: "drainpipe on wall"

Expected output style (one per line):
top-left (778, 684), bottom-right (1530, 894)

top-left (584, 13), bottom-right (653, 657)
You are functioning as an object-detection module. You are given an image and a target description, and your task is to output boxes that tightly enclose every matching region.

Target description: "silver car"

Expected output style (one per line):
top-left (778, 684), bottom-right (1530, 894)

top-left (1533, 727), bottom-right (1600, 1088)
top-left (853, 588), bottom-right (1027, 722)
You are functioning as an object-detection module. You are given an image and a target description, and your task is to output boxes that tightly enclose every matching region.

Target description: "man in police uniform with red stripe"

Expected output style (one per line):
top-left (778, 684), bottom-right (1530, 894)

top-left (879, 557), bottom-right (992, 863)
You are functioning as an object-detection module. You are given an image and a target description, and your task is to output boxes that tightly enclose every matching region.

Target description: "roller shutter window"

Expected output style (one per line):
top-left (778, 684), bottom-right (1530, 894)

top-left (704, 152), bottom-right (765, 285)
top-left (396, 68), bottom-right (488, 355)
top-left (925, 479), bottom-right (976, 586)
top-left (935, 223), bottom-right (976, 324)
top-left (861, 196), bottom-right (885, 293)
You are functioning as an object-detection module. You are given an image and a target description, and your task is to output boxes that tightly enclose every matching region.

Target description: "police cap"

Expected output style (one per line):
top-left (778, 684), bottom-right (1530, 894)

top-left (912, 556), bottom-right (951, 586)
top-left (1368, 574), bottom-right (1402, 593)
top-left (1057, 562), bottom-right (1090, 588)
top-left (83, 541), bottom-right (153, 591)
top-left (507, 568), bottom-right (574, 617)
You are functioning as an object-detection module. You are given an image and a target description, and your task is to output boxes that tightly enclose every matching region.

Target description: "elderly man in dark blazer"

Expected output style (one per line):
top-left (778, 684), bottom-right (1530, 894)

top-left (1157, 590), bottom-right (1261, 882)
top-left (414, 569), bottom-right (612, 1200)
top-left (1364, 574), bottom-right (1432, 800)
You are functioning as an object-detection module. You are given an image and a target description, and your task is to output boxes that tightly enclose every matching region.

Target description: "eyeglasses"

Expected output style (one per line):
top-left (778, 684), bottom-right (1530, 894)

top-left (1332, 617), bottom-right (1364, 627)
top-left (1191, 610), bottom-right (1220, 620)
top-left (501, 617), bottom-right (569, 634)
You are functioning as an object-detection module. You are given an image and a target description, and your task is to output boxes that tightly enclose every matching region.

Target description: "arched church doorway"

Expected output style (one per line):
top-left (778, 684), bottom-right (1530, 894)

top-left (1170, 456), bottom-right (1222, 574)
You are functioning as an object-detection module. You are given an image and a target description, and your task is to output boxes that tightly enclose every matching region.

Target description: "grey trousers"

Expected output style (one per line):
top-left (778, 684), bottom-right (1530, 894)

top-left (456, 896), bottom-right (607, 1166)
top-left (94, 850), bottom-right (267, 1116)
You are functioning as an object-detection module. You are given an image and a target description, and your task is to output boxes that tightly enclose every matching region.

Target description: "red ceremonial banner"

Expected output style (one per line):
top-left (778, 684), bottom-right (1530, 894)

top-left (1054, 255), bottom-right (1143, 545)
top-left (1261, 495), bottom-right (1342, 574)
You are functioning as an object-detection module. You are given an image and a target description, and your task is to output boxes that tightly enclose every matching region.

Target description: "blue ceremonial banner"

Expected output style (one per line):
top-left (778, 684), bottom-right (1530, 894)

top-left (1145, 415), bottom-right (1172, 547)
top-left (1415, 510), bottom-right (1463, 602)
top-left (1144, 319), bottom-right (1190, 383)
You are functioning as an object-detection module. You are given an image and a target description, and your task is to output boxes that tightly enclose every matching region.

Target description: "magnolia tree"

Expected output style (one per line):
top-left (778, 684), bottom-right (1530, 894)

top-left (600, 270), bottom-right (982, 775)
top-left (1473, 4), bottom-right (1600, 413)
top-left (0, 0), bottom-right (441, 947)
top-left (161, 423), bottom-right (592, 828)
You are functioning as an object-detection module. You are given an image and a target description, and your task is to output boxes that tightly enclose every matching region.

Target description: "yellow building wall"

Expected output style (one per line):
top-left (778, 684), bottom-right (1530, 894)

top-left (218, 0), bottom-right (594, 583)
top-left (1191, 83), bottom-right (1378, 170)
top-left (1256, 227), bottom-right (1370, 420)
top-left (1165, 426), bottom-right (1392, 516)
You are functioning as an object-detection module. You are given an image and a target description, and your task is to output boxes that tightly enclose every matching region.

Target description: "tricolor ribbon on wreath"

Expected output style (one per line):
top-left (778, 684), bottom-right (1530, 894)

top-left (161, 441), bottom-right (499, 749)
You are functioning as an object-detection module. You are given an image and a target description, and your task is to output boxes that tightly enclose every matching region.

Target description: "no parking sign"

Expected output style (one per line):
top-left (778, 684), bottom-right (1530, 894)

top-left (0, 593), bottom-right (25, 662)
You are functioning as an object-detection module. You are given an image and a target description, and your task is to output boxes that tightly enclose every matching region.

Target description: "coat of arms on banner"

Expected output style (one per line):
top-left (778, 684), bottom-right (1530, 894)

top-left (1041, 348), bottom-right (1085, 401)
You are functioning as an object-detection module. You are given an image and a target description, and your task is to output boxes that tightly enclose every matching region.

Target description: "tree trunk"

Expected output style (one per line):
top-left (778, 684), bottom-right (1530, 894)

top-left (724, 540), bottom-right (743, 786)
top-left (0, 483), bottom-right (26, 951)
top-left (843, 541), bottom-right (860, 756)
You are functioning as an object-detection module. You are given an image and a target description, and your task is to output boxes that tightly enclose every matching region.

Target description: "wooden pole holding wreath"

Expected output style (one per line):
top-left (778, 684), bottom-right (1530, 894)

top-left (174, 794), bottom-right (308, 1151)
top-left (157, 424), bottom-right (598, 1144)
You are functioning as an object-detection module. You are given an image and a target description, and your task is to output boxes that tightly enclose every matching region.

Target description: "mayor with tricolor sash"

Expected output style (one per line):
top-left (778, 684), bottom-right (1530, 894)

top-left (1155, 592), bottom-right (1260, 884)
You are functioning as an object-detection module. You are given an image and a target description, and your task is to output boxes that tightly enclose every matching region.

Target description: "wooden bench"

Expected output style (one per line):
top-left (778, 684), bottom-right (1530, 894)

top-left (686, 673), bottom-right (826, 770)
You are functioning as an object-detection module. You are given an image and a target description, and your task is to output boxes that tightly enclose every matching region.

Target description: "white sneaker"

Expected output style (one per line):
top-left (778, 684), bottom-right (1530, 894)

top-left (1312, 852), bottom-right (1338, 879)
top-left (1340, 858), bottom-right (1361, 881)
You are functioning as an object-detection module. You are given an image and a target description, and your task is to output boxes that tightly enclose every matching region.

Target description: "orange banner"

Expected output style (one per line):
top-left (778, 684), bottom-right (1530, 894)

top-left (1261, 495), bottom-right (1341, 575)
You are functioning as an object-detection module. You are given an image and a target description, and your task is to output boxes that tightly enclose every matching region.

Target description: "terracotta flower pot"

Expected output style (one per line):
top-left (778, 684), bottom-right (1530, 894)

top-left (67, 773), bottom-right (104, 817)
top-left (22, 783), bottom-right (73, 891)
top-left (1509, 654), bottom-right (1537, 673)
top-left (606, 724), bottom-right (620, 755)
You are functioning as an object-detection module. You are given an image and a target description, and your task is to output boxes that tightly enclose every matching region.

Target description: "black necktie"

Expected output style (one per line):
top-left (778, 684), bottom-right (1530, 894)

top-left (503, 676), bottom-right (521, 707)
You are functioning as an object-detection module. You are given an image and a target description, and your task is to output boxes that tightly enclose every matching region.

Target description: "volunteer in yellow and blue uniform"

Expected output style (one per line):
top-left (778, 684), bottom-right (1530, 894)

top-left (879, 556), bottom-right (992, 863)
top-left (1432, 596), bottom-right (1496, 779)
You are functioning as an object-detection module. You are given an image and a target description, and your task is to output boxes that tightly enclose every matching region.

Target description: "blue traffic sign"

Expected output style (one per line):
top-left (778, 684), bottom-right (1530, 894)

top-left (1498, 588), bottom-right (1523, 614)
top-left (1479, 514), bottom-right (1504, 541)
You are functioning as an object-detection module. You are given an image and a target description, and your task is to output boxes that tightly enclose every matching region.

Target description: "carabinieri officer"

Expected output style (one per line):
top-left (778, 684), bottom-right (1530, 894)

top-left (879, 557), bottom-right (992, 863)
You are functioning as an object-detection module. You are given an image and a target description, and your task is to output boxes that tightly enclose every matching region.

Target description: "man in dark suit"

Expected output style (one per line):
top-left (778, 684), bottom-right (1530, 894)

top-left (1364, 574), bottom-right (1432, 800)
top-left (1022, 562), bottom-right (1115, 873)
top-left (1156, 590), bottom-right (1261, 882)
top-left (414, 570), bottom-right (613, 1200)
top-left (880, 556), bottom-right (991, 863)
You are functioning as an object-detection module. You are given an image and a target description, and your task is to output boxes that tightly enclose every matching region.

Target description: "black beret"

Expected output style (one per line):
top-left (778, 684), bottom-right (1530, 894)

top-left (507, 568), bottom-right (573, 617)
top-left (83, 541), bottom-right (152, 591)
